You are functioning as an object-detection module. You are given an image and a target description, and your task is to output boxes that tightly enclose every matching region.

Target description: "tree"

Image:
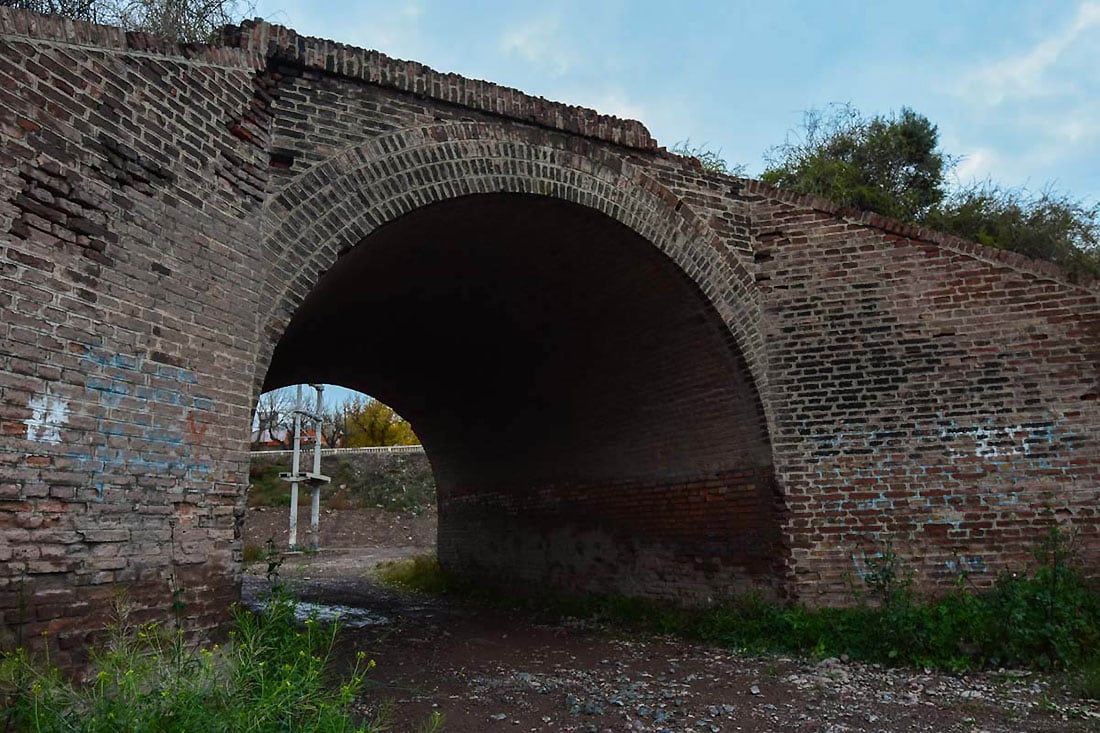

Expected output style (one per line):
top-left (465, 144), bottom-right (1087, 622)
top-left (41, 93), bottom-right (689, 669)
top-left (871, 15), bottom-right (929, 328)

top-left (318, 405), bottom-right (345, 448)
top-left (761, 104), bottom-right (1099, 277)
top-left (925, 183), bottom-right (1099, 276)
top-left (762, 104), bottom-right (950, 223)
top-left (343, 397), bottom-right (419, 447)
top-left (0, 0), bottom-right (246, 43)
top-left (252, 388), bottom-right (294, 448)
top-left (1, 0), bottom-right (96, 20)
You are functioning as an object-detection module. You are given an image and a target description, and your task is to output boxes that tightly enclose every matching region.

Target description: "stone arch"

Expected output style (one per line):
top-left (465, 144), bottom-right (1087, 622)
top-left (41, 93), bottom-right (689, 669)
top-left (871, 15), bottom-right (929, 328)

top-left (253, 122), bottom-right (788, 600)
top-left (255, 121), bottom-right (768, 413)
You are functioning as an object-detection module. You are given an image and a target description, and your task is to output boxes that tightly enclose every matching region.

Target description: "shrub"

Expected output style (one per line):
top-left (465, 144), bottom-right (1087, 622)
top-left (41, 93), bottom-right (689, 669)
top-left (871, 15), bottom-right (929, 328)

top-left (0, 592), bottom-right (381, 732)
top-left (375, 554), bottom-right (452, 596)
top-left (378, 528), bottom-right (1100, 692)
top-left (1071, 656), bottom-right (1100, 701)
top-left (241, 543), bottom-right (264, 563)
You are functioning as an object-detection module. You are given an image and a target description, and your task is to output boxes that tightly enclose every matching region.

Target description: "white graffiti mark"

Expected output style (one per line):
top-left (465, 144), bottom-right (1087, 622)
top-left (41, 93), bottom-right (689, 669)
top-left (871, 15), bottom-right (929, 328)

top-left (939, 422), bottom-right (1056, 459)
top-left (25, 389), bottom-right (69, 444)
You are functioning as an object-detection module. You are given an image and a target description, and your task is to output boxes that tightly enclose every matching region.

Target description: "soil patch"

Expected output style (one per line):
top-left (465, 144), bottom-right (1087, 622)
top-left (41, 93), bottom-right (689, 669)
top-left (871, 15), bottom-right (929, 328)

top-left (243, 505), bottom-right (437, 551)
top-left (241, 508), bottom-right (1098, 732)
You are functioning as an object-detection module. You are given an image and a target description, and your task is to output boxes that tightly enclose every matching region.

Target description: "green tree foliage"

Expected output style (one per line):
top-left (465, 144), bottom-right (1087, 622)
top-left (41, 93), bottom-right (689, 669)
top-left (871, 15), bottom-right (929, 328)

top-left (344, 397), bottom-right (419, 447)
top-left (761, 103), bottom-right (1099, 277)
top-left (925, 183), bottom-right (1100, 275)
top-left (762, 104), bottom-right (950, 222)
top-left (671, 139), bottom-right (745, 177)
top-left (0, 0), bottom-right (246, 43)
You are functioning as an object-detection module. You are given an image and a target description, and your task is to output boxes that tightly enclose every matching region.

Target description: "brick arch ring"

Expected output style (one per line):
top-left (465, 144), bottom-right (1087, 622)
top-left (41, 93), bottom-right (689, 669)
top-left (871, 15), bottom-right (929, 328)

top-left (256, 121), bottom-right (770, 414)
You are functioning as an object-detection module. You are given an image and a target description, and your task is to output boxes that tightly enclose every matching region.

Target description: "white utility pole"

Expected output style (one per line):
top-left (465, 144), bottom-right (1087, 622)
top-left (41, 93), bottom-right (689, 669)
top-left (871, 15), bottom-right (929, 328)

top-left (307, 384), bottom-right (326, 550)
top-left (278, 384), bottom-right (330, 551)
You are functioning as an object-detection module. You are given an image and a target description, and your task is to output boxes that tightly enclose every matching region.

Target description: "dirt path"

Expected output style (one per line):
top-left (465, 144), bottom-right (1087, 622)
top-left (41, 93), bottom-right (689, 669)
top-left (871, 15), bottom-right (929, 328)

top-left (241, 509), bottom-right (1098, 732)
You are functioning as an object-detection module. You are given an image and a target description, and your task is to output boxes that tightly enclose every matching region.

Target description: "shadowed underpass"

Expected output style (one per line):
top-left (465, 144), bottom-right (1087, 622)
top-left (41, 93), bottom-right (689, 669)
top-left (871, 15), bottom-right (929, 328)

top-left (262, 193), bottom-right (787, 602)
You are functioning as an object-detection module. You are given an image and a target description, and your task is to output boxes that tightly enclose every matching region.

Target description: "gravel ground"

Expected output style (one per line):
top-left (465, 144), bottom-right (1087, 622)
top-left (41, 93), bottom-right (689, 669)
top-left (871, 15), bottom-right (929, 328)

top-left (241, 508), bottom-right (1099, 732)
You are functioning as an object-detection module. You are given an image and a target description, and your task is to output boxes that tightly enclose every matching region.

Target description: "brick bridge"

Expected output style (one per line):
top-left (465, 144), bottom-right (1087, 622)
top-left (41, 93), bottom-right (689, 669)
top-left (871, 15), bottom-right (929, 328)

top-left (1, 9), bottom-right (1097, 663)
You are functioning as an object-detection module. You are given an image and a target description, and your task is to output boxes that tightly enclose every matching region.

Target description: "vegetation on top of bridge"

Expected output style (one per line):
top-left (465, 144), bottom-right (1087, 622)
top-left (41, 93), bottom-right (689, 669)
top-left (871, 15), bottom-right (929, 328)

top-left (0, 0), bottom-right (246, 42)
top-left (680, 104), bottom-right (1099, 279)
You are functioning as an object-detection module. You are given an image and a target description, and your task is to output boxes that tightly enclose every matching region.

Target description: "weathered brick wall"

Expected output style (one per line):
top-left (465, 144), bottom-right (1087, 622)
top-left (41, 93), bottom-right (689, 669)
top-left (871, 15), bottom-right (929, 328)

top-left (743, 190), bottom-right (1099, 603)
top-left (0, 9), bottom-right (1097, 660)
top-left (643, 161), bottom-right (1099, 603)
top-left (440, 467), bottom-right (786, 603)
top-left (0, 9), bottom-right (267, 663)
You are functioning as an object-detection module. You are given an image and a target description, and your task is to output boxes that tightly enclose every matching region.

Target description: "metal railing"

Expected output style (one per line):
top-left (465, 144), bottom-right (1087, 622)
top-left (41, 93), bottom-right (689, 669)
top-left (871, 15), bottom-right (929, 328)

top-left (251, 445), bottom-right (425, 458)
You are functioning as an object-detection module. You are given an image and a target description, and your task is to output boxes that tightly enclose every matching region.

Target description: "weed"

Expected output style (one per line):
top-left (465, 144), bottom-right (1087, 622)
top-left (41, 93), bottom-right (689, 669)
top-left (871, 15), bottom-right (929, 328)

top-left (857, 538), bottom-right (911, 606)
top-left (375, 554), bottom-right (452, 596)
top-left (379, 529), bottom-right (1100, 696)
top-left (241, 543), bottom-right (264, 563)
top-left (1069, 656), bottom-right (1100, 701)
top-left (264, 537), bottom-right (284, 585)
top-left (419, 710), bottom-right (445, 733)
top-left (328, 487), bottom-right (353, 511)
top-left (0, 588), bottom-right (382, 732)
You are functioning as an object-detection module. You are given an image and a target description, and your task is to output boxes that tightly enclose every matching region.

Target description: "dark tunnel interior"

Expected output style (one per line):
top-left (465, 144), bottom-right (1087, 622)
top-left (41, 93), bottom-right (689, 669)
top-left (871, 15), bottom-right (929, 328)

top-left (263, 193), bottom-right (772, 495)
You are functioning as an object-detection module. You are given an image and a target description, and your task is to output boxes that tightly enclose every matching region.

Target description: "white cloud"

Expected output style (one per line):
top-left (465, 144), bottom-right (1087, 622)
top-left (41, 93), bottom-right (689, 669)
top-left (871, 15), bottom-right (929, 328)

top-left (945, 2), bottom-right (1100, 195)
top-left (499, 15), bottom-right (576, 76)
top-left (960, 2), bottom-right (1100, 105)
top-left (355, 0), bottom-right (424, 58)
top-left (952, 148), bottom-right (1000, 184)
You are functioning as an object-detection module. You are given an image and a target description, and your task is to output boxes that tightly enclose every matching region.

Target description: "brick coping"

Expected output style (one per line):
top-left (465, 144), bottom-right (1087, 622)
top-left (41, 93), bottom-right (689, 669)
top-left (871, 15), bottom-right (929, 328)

top-left (0, 7), bottom-right (655, 151)
top-left (2, 6), bottom-right (1094, 291)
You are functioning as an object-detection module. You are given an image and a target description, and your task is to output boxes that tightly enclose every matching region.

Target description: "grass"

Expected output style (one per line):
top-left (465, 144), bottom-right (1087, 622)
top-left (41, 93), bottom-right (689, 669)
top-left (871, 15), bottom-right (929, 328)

top-left (376, 527), bottom-right (1100, 693)
top-left (242, 543), bottom-right (264, 563)
top-left (375, 553), bottom-right (452, 596)
top-left (0, 590), bottom-right (383, 732)
top-left (1071, 657), bottom-right (1100, 701)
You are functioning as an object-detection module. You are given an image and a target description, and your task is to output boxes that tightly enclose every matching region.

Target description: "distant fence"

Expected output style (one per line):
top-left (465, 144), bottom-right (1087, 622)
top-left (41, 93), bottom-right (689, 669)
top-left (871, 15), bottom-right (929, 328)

top-left (250, 445), bottom-right (425, 458)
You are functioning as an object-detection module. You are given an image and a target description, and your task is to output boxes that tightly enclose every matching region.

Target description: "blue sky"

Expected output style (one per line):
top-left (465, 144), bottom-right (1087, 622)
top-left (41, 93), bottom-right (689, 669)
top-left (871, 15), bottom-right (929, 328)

top-left (251, 0), bottom-right (1100, 409)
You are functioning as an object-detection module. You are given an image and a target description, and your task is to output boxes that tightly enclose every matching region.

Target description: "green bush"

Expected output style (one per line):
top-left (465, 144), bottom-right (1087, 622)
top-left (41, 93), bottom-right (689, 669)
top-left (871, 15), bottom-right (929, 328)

top-left (982, 528), bottom-right (1100, 670)
top-left (375, 553), bottom-right (453, 596)
top-left (0, 592), bottom-right (381, 732)
top-left (378, 527), bottom-right (1100, 690)
top-left (701, 528), bottom-right (1100, 675)
top-left (1071, 656), bottom-right (1100, 701)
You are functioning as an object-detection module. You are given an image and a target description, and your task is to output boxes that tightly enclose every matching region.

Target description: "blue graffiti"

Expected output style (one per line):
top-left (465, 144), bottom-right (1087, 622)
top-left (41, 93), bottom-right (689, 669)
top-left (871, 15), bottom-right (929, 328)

top-left (74, 347), bottom-right (214, 500)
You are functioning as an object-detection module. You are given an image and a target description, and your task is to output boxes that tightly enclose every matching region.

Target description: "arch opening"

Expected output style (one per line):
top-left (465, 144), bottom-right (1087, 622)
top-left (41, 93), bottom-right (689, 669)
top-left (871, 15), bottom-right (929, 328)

top-left (264, 193), bottom-right (787, 601)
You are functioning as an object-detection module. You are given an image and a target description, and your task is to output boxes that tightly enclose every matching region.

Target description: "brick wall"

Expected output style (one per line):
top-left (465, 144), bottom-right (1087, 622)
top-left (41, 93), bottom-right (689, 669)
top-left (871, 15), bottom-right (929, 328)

top-left (440, 467), bottom-right (786, 603)
top-left (742, 189), bottom-right (1099, 603)
top-left (0, 9), bottom-right (265, 663)
top-left (0, 8), bottom-right (1097, 660)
